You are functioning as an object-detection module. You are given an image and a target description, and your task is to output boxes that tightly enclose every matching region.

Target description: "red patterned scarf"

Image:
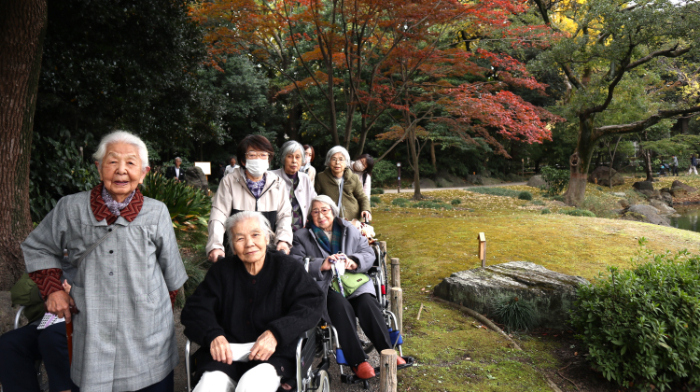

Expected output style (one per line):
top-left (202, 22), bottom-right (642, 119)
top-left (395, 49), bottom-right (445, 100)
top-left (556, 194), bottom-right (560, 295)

top-left (90, 182), bottom-right (144, 225)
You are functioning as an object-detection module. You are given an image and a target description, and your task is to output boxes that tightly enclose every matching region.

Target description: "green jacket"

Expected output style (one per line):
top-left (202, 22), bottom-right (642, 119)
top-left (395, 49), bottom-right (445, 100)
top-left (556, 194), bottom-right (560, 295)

top-left (314, 167), bottom-right (371, 220)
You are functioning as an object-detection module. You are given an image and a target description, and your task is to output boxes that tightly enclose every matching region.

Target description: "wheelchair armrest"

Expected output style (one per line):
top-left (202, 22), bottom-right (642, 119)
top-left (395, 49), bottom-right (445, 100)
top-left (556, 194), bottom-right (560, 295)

top-left (14, 305), bottom-right (26, 330)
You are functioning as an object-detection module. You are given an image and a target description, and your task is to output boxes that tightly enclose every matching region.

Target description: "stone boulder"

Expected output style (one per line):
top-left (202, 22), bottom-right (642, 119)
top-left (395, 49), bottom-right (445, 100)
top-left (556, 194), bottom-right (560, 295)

top-left (670, 180), bottom-right (697, 197)
top-left (527, 175), bottom-right (546, 188)
top-left (466, 174), bottom-right (482, 185)
top-left (433, 262), bottom-right (589, 330)
top-left (626, 204), bottom-right (670, 226)
top-left (588, 166), bottom-right (625, 187)
top-left (650, 199), bottom-right (677, 215)
top-left (659, 191), bottom-right (674, 207)
top-left (437, 170), bottom-right (467, 186)
top-left (633, 181), bottom-right (654, 192)
top-left (185, 166), bottom-right (209, 193)
top-left (416, 178), bottom-right (436, 189)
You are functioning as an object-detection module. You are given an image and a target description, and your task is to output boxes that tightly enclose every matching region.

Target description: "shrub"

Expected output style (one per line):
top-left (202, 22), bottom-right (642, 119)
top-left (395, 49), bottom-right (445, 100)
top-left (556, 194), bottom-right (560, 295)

top-left (141, 172), bottom-right (211, 234)
top-left (540, 166), bottom-right (569, 196)
top-left (370, 202), bottom-right (378, 208)
top-left (370, 196), bottom-right (381, 204)
top-left (391, 198), bottom-right (409, 207)
top-left (518, 191), bottom-right (533, 200)
top-left (492, 297), bottom-right (536, 332)
top-left (411, 201), bottom-right (453, 210)
top-left (451, 199), bottom-right (462, 205)
top-left (541, 208), bottom-right (551, 214)
top-left (372, 160), bottom-right (397, 185)
top-left (371, 188), bottom-right (385, 195)
top-left (570, 248), bottom-right (700, 390)
top-left (468, 187), bottom-right (521, 198)
top-left (562, 208), bottom-right (596, 217)
top-left (531, 200), bottom-right (545, 206)
top-left (552, 195), bottom-right (565, 202)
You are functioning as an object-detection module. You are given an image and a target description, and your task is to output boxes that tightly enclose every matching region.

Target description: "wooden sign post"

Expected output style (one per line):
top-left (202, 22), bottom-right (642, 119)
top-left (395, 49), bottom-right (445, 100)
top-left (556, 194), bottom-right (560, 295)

top-left (478, 232), bottom-right (486, 268)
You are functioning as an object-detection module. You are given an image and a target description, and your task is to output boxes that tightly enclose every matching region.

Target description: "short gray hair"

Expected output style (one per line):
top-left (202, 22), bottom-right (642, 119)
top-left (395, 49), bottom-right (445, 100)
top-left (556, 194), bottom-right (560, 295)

top-left (174, 157), bottom-right (182, 162)
top-left (324, 146), bottom-right (351, 167)
top-left (225, 211), bottom-right (276, 252)
top-left (308, 195), bottom-right (339, 218)
top-left (279, 141), bottom-right (306, 167)
top-left (93, 130), bottom-right (149, 170)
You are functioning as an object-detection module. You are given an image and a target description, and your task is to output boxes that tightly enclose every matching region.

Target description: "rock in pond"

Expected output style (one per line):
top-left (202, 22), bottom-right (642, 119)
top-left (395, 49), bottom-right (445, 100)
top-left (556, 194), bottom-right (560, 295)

top-left (626, 204), bottom-right (670, 226)
top-left (433, 262), bottom-right (588, 330)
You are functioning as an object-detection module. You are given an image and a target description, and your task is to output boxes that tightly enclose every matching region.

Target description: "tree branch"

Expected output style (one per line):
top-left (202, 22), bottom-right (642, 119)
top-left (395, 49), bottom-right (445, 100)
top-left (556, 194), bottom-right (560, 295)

top-left (593, 106), bottom-right (700, 138)
top-left (626, 44), bottom-right (691, 71)
top-left (561, 64), bottom-right (583, 90)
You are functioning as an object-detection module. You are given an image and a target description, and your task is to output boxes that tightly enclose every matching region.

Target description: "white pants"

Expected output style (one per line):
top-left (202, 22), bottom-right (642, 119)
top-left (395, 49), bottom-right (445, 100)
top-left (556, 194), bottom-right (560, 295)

top-left (690, 166), bottom-right (698, 175)
top-left (193, 364), bottom-right (281, 392)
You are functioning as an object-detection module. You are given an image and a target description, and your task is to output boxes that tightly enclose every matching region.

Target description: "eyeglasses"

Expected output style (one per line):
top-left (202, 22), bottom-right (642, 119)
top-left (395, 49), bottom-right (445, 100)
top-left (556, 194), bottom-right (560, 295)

top-left (330, 157), bottom-right (346, 163)
top-left (311, 208), bottom-right (332, 216)
top-left (246, 152), bottom-right (270, 159)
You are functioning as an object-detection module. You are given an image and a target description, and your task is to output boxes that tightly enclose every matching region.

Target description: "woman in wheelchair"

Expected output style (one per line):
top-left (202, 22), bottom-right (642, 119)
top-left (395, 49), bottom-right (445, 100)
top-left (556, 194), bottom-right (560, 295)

top-left (290, 195), bottom-right (406, 380)
top-left (181, 212), bottom-right (324, 392)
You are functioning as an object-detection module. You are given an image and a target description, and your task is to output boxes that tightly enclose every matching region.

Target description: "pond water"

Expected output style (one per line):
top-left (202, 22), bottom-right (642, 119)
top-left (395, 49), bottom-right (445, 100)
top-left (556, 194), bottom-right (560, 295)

top-left (669, 206), bottom-right (700, 233)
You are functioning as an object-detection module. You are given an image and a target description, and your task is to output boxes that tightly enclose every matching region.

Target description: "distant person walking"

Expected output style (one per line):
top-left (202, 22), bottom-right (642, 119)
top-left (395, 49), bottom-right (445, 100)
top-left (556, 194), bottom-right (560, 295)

top-left (672, 155), bottom-right (679, 176)
top-left (690, 154), bottom-right (698, 175)
top-left (166, 157), bottom-right (185, 182)
top-left (224, 156), bottom-right (239, 177)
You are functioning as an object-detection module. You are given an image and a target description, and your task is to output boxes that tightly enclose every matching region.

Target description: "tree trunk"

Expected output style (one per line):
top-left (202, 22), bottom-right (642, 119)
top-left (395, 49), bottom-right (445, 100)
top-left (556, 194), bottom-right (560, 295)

top-left (0, 0), bottom-right (47, 290)
top-left (430, 140), bottom-right (437, 173)
top-left (407, 130), bottom-right (423, 200)
top-left (565, 116), bottom-right (595, 206)
top-left (644, 150), bottom-right (654, 181)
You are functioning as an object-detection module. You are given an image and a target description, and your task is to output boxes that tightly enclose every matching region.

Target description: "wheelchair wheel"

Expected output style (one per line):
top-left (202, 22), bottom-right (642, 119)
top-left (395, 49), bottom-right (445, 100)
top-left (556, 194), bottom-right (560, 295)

top-left (312, 369), bottom-right (330, 392)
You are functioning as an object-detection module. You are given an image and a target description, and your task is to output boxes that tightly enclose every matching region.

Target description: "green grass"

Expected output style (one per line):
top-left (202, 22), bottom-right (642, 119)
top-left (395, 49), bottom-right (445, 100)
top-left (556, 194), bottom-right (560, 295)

top-left (374, 184), bottom-right (700, 391)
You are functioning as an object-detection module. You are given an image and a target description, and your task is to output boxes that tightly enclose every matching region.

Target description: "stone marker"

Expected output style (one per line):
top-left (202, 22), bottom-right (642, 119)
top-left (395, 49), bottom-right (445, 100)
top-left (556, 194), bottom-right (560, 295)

top-left (433, 262), bottom-right (588, 330)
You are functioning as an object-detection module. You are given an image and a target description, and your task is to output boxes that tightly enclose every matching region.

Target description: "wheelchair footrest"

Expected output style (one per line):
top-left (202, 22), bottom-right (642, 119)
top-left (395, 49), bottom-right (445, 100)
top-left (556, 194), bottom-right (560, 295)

top-left (339, 357), bottom-right (416, 384)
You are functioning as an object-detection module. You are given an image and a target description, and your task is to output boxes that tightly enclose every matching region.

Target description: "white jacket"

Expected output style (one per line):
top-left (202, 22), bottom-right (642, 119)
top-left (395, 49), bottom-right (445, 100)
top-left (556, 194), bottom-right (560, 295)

top-left (270, 169), bottom-right (317, 225)
top-left (206, 167), bottom-right (292, 254)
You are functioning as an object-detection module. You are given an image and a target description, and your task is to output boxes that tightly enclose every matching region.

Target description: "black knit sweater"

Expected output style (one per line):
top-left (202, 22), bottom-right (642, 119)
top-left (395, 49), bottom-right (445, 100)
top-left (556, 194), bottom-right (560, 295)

top-left (181, 250), bottom-right (324, 381)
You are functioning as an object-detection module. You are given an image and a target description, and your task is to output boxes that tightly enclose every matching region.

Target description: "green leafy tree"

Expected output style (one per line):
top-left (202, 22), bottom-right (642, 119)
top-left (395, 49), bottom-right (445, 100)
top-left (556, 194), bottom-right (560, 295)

top-left (532, 0), bottom-right (700, 206)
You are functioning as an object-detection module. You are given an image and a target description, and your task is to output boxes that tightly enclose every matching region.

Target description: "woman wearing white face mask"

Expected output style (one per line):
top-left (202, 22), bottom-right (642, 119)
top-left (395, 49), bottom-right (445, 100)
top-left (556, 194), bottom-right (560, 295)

top-left (206, 135), bottom-right (293, 262)
top-left (350, 154), bottom-right (374, 199)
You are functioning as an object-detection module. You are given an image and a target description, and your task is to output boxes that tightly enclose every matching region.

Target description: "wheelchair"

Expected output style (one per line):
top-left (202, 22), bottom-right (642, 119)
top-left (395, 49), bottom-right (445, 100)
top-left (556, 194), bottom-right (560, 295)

top-left (0, 306), bottom-right (50, 392)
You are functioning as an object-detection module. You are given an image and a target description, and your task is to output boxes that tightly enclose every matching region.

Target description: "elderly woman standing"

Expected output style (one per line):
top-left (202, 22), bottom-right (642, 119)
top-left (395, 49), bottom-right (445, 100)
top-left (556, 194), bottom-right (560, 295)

top-left (314, 146), bottom-right (371, 222)
top-left (291, 196), bottom-right (405, 380)
top-left (22, 131), bottom-right (188, 391)
top-left (207, 135), bottom-right (292, 262)
top-left (270, 141), bottom-right (317, 232)
top-left (182, 212), bottom-right (323, 392)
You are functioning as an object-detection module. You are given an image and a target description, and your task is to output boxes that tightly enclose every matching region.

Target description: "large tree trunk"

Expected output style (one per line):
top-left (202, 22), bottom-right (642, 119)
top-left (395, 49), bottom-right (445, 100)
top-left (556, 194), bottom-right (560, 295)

top-left (565, 115), bottom-right (595, 206)
top-left (0, 0), bottom-right (47, 290)
top-left (643, 150), bottom-right (654, 181)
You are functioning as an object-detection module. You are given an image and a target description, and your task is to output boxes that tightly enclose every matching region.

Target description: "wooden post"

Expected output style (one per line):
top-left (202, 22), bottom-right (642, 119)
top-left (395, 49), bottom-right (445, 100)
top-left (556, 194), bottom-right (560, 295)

top-left (390, 287), bottom-right (403, 335)
top-left (390, 258), bottom-right (400, 288)
top-left (379, 241), bottom-right (387, 254)
top-left (379, 349), bottom-right (398, 392)
top-left (478, 232), bottom-right (486, 268)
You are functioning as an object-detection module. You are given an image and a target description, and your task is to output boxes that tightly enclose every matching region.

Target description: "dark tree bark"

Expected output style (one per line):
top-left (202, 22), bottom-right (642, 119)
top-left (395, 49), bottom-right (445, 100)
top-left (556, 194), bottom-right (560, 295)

top-left (0, 0), bottom-right (48, 290)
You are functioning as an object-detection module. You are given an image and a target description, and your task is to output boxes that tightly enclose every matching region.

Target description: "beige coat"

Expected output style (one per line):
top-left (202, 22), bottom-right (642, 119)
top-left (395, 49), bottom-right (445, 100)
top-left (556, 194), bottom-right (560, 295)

top-left (207, 167), bottom-right (292, 254)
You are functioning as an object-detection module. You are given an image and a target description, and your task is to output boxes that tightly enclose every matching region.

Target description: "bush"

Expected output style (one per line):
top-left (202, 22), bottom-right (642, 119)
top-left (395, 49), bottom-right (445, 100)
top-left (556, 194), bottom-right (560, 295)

top-left (140, 172), bottom-right (211, 234)
top-left (531, 200), bottom-right (545, 206)
top-left (518, 191), bottom-right (533, 200)
top-left (411, 201), bottom-right (453, 210)
top-left (541, 208), bottom-right (551, 214)
top-left (468, 187), bottom-right (521, 198)
top-left (370, 196), bottom-right (381, 204)
top-left (562, 208), bottom-right (596, 217)
top-left (570, 248), bottom-right (700, 390)
top-left (371, 188), bottom-right (385, 195)
top-left (372, 160), bottom-right (397, 185)
top-left (451, 199), bottom-right (462, 205)
top-left (552, 195), bottom-right (565, 202)
top-left (540, 166), bottom-right (569, 196)
top-left (391, 198), bottom-right (409, 207)
top-left (493, 297), bottom-right (536, 332)
top-left (370, 201), bottom-right (378, 208)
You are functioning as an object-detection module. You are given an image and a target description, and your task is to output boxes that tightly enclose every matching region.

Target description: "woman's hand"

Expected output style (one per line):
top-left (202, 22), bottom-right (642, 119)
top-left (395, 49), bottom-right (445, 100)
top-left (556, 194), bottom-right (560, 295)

top-left (361, 211), bottom-right (372, 222)
top-left (249, 330), bottom-right (277, 362)
top-left (321, 254), bottom-right (340, 271)
top-left (62, 280), bottom-right (72, 294)
top-left (276, 241), bottom-right (291, 255)
top-left (46, 290), bottom-right (76, 323)
top-left (345, 259), bottom-right (358, 270)
top-left (208, 249), bottom-right (225, 262)
top-left (210, 335), bottom-right (233, 364)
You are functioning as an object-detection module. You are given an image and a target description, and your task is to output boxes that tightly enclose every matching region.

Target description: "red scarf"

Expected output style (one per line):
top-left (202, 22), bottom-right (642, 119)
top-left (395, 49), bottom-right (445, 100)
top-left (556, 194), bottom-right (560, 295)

top-left (90, 182), bottom-right (144, 225)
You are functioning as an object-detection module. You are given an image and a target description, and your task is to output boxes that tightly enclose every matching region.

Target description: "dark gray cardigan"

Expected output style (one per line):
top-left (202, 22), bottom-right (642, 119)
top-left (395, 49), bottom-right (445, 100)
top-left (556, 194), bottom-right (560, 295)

top-left (181, 250), bottom-right (324, 382)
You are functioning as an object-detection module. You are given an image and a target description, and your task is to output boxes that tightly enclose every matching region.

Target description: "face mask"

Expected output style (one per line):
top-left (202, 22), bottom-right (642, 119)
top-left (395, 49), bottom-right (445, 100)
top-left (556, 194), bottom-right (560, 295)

top-left (245, 159), bottom-right (269, 178)
top-left (353, 161), bottom-right (365, 172)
